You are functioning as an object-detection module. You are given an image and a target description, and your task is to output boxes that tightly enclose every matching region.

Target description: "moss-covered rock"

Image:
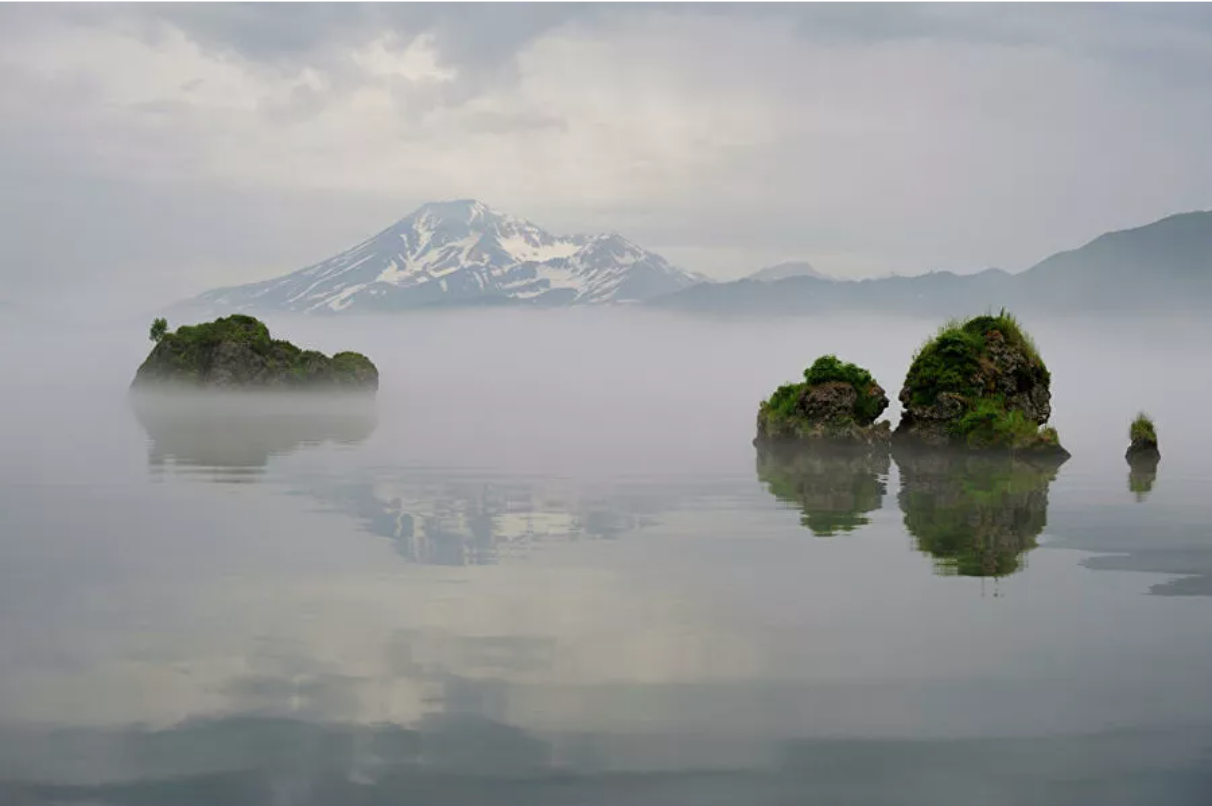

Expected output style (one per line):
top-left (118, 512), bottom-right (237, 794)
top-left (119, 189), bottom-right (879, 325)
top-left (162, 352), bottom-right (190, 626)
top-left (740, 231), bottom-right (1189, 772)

top-left (756, 443), bottom-right (890, 536)
top-left (755, 355), bottom-right (891, 447)
top-left (131, 315), bottom-right (378, 392)
top-left (894, 311), bottom-right (1065, 455)
top-left (1126, 412), bottom-right (1159, 462)
top-left (894, 446), bottom-right (1066, 578)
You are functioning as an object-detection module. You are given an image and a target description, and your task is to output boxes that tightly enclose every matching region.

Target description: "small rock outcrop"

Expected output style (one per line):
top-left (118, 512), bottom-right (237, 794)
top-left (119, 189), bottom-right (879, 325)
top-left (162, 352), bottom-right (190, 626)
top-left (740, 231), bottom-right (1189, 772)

top-left (894, 311), bottom-right (1066, 456)
top-left (131, 315), bottom-right (378, 392)
top-left (1126, 412), bottom-right (1160, 462)
top-left (755, 355), bottom-right (891, 448)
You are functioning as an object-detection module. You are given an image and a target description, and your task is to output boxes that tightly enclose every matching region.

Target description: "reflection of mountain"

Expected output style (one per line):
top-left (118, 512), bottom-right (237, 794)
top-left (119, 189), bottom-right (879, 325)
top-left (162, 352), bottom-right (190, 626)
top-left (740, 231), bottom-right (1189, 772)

top-left (5, 713), bottom-right (1210, 805)
top-left (1128, 454), bottom-right (1160, 502)
top-left (129, 392), bottom-right (378, 474)
top-left (755, 445), bottom-right (890, 536)
top-left (894, 450), bottom-right (1066, 578)
top-left (0, 713), bottom-right (552, 801)
top-left (300, 473), bottom-right (665, 566)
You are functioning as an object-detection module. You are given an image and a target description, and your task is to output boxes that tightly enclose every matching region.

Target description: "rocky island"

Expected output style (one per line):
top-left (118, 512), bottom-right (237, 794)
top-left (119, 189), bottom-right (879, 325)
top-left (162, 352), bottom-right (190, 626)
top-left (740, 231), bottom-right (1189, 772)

top-left (755, 354), bottom-right (892, 448)
top-left (1125, 412), bottom-right (1160, 501)
top-left (131, 315), bottom-right (378, 392)
top-left (1126, 412), bottom-right (1160, 462)
top-left (893, 311), bottom-right (1067, 456)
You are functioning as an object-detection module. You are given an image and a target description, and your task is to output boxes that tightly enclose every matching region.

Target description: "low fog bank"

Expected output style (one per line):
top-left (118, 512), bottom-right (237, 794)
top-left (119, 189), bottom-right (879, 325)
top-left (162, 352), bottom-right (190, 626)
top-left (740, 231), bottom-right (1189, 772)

top-left (1, 307), bottom-right (1207, 479)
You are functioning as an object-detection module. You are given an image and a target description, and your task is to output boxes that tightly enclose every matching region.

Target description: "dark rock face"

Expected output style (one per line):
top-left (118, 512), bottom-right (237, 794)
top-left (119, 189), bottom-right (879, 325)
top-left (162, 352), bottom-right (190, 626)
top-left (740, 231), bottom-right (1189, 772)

top-left (799, 381), bottom-right (858, 422)
top-left (1126, 437), bottom-right (1160, 462)
top-left (893, 391), bottom-right (967, 448)
top-left (894, 314), bottom-right (1065, 455)
top-left (981, 331), bottom-right (1053, 422)
top-left (131, 315), bottom-right (378, 393)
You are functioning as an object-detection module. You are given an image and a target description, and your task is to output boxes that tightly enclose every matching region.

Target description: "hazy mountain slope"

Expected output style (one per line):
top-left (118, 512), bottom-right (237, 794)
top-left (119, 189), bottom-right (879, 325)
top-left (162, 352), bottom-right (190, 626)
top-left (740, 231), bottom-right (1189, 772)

top-left (749, 261), bottom-right (832, 282)
top-left (1016, 210), bottom-right (1212, 309)
top-left (654, 269), bottom-right (1015, 316)
top-left (652, 211), bottom-right (1212, 315)
top-left (188, 200), bottom-right (698, 314)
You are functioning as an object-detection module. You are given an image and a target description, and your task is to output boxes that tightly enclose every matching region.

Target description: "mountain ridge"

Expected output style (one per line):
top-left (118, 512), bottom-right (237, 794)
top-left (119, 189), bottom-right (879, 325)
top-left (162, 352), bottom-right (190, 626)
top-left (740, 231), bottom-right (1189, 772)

top-left (652, 210), bottom-right (1212, 316)
top-left (749, 261), bottom-right (833, 283)
top-left (181, 206), bottom-right (1212, 317)
top-left (189, 199), bottom-right (699, 314)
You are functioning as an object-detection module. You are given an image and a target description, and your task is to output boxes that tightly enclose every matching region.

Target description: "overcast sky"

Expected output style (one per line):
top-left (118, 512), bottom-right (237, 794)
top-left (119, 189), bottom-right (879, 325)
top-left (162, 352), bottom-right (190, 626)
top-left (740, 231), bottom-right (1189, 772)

top-left (2, 3), bottom-right (1211, 305)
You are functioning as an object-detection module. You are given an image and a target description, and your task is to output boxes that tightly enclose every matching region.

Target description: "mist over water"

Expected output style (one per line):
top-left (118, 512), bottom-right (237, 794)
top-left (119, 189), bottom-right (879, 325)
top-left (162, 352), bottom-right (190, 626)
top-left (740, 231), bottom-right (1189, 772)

top-left (2, 307), bottom-right (1212, 804)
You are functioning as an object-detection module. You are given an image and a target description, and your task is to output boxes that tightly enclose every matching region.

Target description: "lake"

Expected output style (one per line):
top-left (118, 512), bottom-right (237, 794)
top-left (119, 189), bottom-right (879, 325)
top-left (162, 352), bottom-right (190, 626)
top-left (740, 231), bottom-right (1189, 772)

top-left (1, 308), bottom-right (1211, 805)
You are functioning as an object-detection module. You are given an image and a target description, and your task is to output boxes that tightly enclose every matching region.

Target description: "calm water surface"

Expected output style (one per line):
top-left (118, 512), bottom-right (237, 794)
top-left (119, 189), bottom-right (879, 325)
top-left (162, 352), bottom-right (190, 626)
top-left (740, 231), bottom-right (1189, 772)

top-left (1, 309), bottom-right (1211, 804)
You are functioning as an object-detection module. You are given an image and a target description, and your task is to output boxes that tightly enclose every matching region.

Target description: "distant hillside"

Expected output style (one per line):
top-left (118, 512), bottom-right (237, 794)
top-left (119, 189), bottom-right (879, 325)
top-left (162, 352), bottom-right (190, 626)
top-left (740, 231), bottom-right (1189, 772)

top-left (749, 261), bottom-right (832, 282)
top-left (1015, 210), bottom-right (1212, 309)
top-left (655, 269), bottom-right (1015, 316)
top-left (652, 211), bottom-right (1212, 315)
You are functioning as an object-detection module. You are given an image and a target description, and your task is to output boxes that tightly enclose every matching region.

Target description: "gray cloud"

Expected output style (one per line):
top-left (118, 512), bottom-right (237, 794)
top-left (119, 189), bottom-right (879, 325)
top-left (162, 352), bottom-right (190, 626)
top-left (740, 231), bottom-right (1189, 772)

top-left (1, 3), bottom-right (1211, 306)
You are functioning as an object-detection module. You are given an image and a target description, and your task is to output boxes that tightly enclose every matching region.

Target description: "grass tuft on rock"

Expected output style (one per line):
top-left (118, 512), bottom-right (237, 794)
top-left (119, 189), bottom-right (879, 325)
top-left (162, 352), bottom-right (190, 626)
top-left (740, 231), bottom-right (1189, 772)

top-left (1130, 412), bottom-right (1157, 444)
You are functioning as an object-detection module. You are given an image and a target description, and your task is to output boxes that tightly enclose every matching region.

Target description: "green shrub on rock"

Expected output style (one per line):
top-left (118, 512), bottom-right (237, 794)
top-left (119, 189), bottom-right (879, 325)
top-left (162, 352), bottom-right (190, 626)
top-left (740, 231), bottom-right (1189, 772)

top-left (131, 314), bottom-right (379, 392)
top-left (149, 317), bottom-right (168, 343)
top-left (1130, 412), bottom-right (1156, 445)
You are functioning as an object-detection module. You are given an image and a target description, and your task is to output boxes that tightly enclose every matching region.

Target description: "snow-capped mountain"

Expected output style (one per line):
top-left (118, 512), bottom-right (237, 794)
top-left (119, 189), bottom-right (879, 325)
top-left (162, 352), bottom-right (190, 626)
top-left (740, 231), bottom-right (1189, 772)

top-left (189, 200), bottom-right (701, 314)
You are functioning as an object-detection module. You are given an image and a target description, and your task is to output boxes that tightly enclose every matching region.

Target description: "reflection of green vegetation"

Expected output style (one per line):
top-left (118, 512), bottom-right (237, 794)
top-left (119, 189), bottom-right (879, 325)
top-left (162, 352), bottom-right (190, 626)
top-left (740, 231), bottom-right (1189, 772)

top-left (894, 449), bottom-right (1064, 577)
top-left (1129, 468), bottom-right (1156, 501)
top-left (756, 445), bottom-right (890, 536)
top-left (130, 396), bottom-right (378, 471)
top-left (1128, 452), bottom-right (1159, 502)
top-left (149, 316), bottom-right (168, 342)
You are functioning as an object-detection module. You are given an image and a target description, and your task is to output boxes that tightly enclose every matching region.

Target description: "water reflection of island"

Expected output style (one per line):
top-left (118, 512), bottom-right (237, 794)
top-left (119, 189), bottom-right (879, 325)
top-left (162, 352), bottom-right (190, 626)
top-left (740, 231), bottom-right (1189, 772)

top-left (893, 449), bottom-right (1066, 578)
top-left (755, 445), bottom-right (890, 536)
top-left (129, 392), bottom-right (378, 475)
top-left (1128, 454), bottom-right (1160, 502)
